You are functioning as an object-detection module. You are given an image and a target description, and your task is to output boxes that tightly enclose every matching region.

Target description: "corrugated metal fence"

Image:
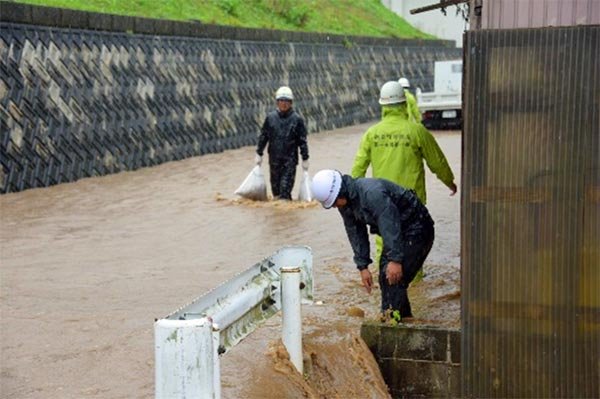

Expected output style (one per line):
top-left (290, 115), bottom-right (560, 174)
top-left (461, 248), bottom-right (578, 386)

top-left (480, 0), bottom-right (600, 30)
top-left (462, 25), bottom-right (599, 397)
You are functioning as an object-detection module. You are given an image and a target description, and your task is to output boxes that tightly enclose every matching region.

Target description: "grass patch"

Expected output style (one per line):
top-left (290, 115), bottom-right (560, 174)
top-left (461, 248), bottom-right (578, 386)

top-left (9, 0), bottom-right (435, 39)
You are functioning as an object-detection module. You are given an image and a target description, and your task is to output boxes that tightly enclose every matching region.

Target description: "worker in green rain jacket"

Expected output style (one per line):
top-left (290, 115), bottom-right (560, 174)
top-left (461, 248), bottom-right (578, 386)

top-left (351, 81), bottom-right (457, 275)
top-left (399, 77), bottom-right (422, 124)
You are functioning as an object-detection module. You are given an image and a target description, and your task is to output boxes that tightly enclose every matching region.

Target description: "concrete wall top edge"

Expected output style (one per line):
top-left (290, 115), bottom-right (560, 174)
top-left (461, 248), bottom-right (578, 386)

top-left (362, 321), bottom-right (461, 332)
top-left (0, 0), bottom-right (454, 47)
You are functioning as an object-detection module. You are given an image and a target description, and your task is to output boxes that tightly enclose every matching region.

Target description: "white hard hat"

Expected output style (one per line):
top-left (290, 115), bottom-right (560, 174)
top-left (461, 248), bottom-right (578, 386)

top-left (275, 86), bottom-right (293, 101)
top-left (379, 81), bottom-right (406, 105)
top-left (398, 77), bottom-right (410, 88)
top-left (311, 169), bottom-right (342, 209)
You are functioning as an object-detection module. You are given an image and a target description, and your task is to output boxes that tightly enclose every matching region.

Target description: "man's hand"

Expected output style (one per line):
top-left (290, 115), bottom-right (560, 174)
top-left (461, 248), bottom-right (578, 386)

top-left (359, 269), bottom-right (373, 294)
top-left (448, 182), bottom-right (457, 196)
top-left (386, 261), bottom-right (403, 285)
top-left (254, 154), bottom-right (262, 166)
top-left (302, 159), bottom-right (309, 171)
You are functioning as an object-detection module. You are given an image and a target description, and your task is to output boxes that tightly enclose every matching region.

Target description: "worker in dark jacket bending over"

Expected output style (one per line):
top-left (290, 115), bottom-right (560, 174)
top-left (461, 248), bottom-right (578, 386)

top-left (311, 169), bottom-right (434, 319)
top-left (255, 86), bottom-right (309, 200)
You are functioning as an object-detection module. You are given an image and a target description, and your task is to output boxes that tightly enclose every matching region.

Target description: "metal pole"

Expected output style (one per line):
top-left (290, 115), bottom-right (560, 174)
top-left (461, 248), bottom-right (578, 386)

top-left (155, 318), bottom-right (215, 399)
top-left (410, 0), bottom-right (468, 15)
top-left (281, 266), bottom-right (303, 374)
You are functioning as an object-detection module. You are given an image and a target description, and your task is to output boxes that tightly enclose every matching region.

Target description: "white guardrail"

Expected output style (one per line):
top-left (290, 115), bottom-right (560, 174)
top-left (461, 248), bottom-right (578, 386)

top-left (154, 246), bottom-right (313, 399)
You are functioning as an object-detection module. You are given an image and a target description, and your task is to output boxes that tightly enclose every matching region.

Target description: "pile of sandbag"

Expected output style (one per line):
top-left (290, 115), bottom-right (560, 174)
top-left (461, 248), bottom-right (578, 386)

top-left (234, 166), bottom-right (313, 202)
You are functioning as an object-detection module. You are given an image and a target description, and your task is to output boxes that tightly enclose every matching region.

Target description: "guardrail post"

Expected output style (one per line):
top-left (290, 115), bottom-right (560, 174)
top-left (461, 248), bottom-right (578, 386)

top-left (212, 323), bottom-right (221, 399)
top-left (155, 318), bottom-right (216, 399)
top-left (281, 266), bottom-right (303, 373)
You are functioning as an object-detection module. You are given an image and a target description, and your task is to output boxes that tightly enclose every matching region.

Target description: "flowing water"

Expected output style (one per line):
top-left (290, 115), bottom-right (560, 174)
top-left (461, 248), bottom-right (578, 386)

top-left (0, 123), bottom-right (461, 398)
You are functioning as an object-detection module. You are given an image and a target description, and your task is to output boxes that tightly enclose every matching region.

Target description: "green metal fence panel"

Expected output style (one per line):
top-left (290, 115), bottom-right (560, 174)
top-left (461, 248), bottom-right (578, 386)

top-left (462, 25), bottom-right (599, 398)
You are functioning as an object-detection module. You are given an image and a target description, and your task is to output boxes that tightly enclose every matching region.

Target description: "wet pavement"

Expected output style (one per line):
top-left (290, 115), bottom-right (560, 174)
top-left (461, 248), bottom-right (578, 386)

top-left (0, 122), bottom-right (461, 398)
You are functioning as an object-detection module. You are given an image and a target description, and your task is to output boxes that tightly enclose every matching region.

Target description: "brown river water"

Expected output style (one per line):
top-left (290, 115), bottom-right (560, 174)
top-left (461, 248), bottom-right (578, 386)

top-left (0, 123), bottom-right (461, 398)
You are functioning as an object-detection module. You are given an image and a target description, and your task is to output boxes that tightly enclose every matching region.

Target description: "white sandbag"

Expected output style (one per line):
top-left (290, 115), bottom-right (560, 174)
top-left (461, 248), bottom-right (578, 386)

top-left (297, 171), bottom-right (313, 202)
top-left (234, 165), bottom-right (268, 201)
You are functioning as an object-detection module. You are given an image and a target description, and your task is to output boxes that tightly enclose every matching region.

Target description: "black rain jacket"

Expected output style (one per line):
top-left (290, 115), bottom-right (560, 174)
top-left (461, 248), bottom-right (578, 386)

top-left (256, 108), bottom-right (309, 164)
top-left (337, 175), bottom-right (434, 270)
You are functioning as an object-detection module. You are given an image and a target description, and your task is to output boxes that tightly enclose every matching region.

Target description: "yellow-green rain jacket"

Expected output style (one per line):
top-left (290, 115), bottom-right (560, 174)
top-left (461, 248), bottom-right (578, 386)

top-left (351, 104), bottom-right (454, 205)
top-left (404, 90), bottom-right (422, 124)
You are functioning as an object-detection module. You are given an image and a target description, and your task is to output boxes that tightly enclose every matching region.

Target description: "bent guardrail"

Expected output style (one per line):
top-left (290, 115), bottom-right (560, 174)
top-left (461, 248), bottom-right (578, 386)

top-left (154, 246), bottom-right (313, 399)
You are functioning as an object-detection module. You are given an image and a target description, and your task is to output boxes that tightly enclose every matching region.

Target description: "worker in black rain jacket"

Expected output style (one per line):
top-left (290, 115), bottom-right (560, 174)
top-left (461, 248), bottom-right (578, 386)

top-left (255, 86), bottom-right (309, 200)
top-left (311, 169), bottom-right (435, 320)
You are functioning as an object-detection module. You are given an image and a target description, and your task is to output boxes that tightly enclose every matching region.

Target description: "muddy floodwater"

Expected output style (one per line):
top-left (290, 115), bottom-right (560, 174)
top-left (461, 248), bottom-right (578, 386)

top-left (0, 123), bottom-right (461, 398)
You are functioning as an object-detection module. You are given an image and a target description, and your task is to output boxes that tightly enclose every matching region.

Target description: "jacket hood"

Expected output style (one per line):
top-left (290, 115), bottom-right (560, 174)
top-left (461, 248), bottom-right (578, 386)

top-left (340, 174), bottom-right (358, 202)
top-left (381, 103), bottom-right (408, 120)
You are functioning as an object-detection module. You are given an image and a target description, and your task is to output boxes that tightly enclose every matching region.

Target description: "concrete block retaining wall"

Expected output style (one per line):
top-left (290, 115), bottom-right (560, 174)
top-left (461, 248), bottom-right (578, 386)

top-left (0, 2), bottom-right (460, 193)
top-left (361, 323), bottom-right (461, 398)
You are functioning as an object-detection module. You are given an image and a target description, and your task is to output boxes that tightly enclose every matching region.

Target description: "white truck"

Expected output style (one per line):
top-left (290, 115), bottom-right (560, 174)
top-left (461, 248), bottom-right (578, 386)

top-left (416, 59), bottom-right (462, 129)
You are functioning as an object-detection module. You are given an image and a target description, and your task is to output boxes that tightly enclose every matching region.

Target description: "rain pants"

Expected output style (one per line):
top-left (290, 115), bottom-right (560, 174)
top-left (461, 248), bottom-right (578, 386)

top-left (351, 103), bottom-right (454, 266)
top-left (337, 175), bottom-right (434, 317)
top-left (257, 108), bottom-right (309, 200)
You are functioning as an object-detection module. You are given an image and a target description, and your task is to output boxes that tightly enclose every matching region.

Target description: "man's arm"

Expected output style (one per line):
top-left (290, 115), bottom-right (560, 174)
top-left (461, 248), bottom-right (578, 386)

top-left (365, 190), bottom-right (406, 286)
top-left (256, 116), bottom-right (270, 156)
top-left (418, 125), bottom-right (457, 193)
top-left (295, 116), bottom-right (309, 161)
top-left (351, 131), bottom-right (372, 178)
top-left (339, 208), bottom-right (372, 269)
top-left (367, 191), bottom-right (405, 264)
top-left (340, 199), bottom-right (375, 294)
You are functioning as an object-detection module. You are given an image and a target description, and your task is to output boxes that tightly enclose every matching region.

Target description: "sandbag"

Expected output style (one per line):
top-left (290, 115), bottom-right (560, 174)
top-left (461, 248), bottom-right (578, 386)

top-left (297, 171), bottom-right (313, 202)
top-left (234, 165), bottom-right (268, 201)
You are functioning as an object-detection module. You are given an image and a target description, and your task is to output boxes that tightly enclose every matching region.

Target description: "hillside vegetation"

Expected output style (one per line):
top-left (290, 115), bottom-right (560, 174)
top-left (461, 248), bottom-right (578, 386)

top-left (10, 0), bottom-right (434, 39)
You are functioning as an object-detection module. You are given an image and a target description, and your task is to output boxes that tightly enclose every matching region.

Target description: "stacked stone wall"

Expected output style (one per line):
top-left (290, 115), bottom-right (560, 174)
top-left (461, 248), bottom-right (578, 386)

top-left (0, 3), bottom-right (460, 193)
